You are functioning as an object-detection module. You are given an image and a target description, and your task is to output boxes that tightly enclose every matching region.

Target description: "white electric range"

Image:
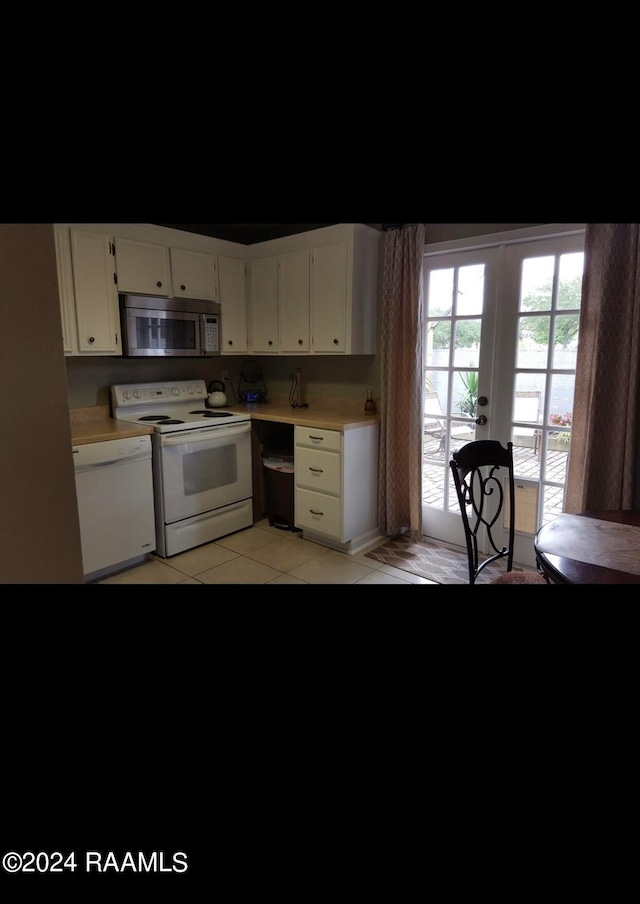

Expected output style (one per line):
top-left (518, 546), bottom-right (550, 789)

top-left (111, 380), bottom-right (253, 557)
top-left (111, 380), bottom-right (250, 433)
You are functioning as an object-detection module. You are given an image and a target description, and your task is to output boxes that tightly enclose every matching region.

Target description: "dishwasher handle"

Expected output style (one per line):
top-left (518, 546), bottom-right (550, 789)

top-left (73, 450), bottom-right (152, 471)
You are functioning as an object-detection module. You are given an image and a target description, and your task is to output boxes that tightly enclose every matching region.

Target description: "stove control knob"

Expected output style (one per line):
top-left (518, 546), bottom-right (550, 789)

top-left (133, 390), bottom-right (141, 399)
top-left (187, 386), bottom-right (194, 394)
top-left (171, 388), bottom-right (180, 395)
top-left (122, 390), bottom-right (130, 400)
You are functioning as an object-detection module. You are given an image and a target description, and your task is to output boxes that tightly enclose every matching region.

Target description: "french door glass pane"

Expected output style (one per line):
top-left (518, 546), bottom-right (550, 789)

top-left (456, 265), bottom-right (485, 315)
top-left (520, 256), bottom-right (555, 310)
top-left (513, 249), bottom-right (584, 525)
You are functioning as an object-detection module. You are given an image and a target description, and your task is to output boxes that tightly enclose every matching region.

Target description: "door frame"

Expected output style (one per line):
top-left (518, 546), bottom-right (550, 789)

top-left (421, 223), bottom-right (586, 561)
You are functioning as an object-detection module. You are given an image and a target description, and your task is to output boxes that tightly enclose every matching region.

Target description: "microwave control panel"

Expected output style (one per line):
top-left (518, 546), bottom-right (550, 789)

top-left (204, 315), bottom-right (220, 353)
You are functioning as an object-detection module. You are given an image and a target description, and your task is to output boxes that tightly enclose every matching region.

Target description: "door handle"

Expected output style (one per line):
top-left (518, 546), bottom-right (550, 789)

top-left (476, 415), bottom-right (488, 425)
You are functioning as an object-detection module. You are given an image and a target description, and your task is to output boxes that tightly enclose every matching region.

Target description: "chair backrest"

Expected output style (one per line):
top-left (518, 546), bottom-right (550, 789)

top-left (449, 439), bottom-right (515, 584)
top-left (424, 390), bottom-right (445, 431)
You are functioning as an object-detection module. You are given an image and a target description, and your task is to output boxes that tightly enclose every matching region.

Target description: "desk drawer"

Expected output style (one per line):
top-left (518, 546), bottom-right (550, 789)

top-left (295, 487), bottom-right (341, 538)
top-left (294, 425), bottom-right (341, 453)
top-left (295, 447), bottom-right (341, 495)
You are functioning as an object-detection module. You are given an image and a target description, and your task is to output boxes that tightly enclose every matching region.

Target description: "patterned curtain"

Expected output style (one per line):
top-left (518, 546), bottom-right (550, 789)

top-left (378, 224), bottom-right (425, 539)
top-left (565, 224), bottom-right (640, 512)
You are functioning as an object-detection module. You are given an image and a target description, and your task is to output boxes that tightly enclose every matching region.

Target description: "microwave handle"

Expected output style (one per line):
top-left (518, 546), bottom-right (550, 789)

top-left (200, 313), bottom-right (207, 355)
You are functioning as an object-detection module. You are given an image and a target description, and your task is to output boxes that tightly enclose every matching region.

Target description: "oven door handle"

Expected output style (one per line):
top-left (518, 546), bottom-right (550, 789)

top-left (159, 423), bottom-right (251, 447)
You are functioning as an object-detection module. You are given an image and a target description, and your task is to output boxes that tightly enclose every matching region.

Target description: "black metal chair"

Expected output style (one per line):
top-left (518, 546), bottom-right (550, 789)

top-left (449, 439), bottom-right (547, 584)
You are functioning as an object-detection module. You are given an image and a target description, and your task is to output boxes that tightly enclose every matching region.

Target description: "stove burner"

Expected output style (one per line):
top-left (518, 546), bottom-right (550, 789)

top-left (189, 410), bottom-right (210, 414)
top-left (201, 412), bottom-right (232, 418)
top-left (159, 419), bottom-right (185, 425)
top-left (139, 415), bottom-right (172, 421)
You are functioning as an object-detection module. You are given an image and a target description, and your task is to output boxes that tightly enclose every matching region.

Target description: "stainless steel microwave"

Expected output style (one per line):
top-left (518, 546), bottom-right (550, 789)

top-left (120, 294), bottom-right (221, 357)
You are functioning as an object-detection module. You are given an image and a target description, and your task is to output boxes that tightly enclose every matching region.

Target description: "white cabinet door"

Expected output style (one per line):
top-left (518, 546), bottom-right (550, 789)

top-left (171, 247), bottom-right (218, 301)
top-left (250, 256), bottom-right (279, 353)
top-left (218, 256), bottom-right (248, 354)
top-left (53, 225), bottom-right (77, 355)
top-left (114, 237), bottom-right (171, 296)
top-left (70, 229), bottom-right (121, 355)
top-left (279, 249), bottom-right (310, 353)
top-left (311, 241), bottom-right (347, 352)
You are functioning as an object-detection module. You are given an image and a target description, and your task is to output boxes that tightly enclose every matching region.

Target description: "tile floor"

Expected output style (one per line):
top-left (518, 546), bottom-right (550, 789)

top-left (96, 519), bottom-right (437, 585)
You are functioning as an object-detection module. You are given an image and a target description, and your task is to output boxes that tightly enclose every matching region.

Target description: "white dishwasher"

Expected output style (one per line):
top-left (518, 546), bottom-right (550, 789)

top-left (73, 435), bottom-right (156, 581)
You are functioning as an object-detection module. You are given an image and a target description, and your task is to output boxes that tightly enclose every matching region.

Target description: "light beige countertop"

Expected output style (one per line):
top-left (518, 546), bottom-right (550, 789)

top-left (69, 397), bottom-right (379, 445)
top-left (226, 401), bottom-right (380, 431)
top-left (70, 406), bottom-right (154, 445)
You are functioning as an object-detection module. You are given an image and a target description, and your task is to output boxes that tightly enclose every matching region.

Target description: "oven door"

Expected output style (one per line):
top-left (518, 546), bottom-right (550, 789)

top-left (157, 422), bottom-right (252, 523)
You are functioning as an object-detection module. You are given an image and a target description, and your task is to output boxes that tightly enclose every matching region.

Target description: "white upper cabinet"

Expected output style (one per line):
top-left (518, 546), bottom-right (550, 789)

top-left (279, 249), bottom-right (310, 353)
top-left (114, 238), bottom-right (218, 301)
top-left (170, 247), bottom-right (218, 301)
top-left (53, 223), bottom-right (379, 358)
top-left (311, 242), bottom-right (347, 352)
top-left (54, 225), bottom-right (77, 355)
top-left (69, 229), bottom-right (121, 355)
top-left (309, 226), bottom-right (379, 355)
top-left (250, 256), bottom-right (279, 353)
top-left (114, 237), bottom-right (171, 296)
top-left (218, 256), bottom-right (248, 354)
top-left (247, 224), bottom-right (379, 356)
top-left (250, 249), bottom-right (310, 354)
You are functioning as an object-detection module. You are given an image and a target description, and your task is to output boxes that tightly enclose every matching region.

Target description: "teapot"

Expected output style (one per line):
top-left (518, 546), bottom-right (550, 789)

top-left (207, 380), bottom-right (228, 408)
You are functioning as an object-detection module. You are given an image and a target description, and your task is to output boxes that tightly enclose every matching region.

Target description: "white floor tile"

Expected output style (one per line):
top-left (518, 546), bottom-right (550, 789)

top-left (154, 542), bottom-right (238, 577)
top-left (287, 550), bottom-right (373, 584)
top-left (98, 558), bottom-right (187, 584)
top-left (195, 557), bottom-right (283, 584)
top-left (93, 524), bottom-right (442, 587)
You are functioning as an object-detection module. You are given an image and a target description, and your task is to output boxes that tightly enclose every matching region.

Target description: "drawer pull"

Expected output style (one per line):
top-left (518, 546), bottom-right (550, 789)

top-left (308, 435), bottom-right (324, 442)
top-left (309, 509), bottom-right (324, 516)
top-left (309, 467), bottom-right (323, 473)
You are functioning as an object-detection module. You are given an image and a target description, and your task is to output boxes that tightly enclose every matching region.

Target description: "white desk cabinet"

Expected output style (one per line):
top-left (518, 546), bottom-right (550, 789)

top-left (294, 422), bottom-right (379, 554)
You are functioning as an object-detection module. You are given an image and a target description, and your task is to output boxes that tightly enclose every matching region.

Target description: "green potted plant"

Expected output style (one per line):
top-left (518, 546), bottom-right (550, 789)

top-left (458, 371), bottom-right (479, 418)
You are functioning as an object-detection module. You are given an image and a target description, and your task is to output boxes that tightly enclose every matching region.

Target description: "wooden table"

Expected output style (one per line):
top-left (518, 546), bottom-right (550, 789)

top-left (534, 510), bottom-right (640, 584)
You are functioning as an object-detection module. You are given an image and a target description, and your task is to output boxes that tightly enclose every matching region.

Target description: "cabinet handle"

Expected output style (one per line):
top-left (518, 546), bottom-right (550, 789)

top-left (333, 338), bottom-right (338, 345)
top-left (228, 340), bottom-right (233, 346)
top-left (88, 336), bottom-right (95, 343)
top-left (156, 281), bottom-right (163, 287)
top-left (309, 467), bottom-right (324, 473)
top-left (268, 340), bottom-right (273, 346)
top-left (309, 509), bottom-right (324, 516)
top-left (180, 284), bottom-right (186, 291)
top-left (308, 435), bottom-right (324, 442)
top-left (298, 339), bottom-right (303, 344)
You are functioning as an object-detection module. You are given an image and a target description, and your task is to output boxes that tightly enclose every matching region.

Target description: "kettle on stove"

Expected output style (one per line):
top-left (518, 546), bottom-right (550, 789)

top-left (207, 380), bottom-right (228, 408)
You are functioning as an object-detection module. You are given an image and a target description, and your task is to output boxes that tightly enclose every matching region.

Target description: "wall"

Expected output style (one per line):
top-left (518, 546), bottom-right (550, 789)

top-left (0, 224), bottom-right (84, 583)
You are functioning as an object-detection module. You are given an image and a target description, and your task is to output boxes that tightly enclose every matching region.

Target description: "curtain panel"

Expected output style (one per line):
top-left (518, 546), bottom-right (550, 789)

top-left (377, 224), bottom-right (425, 539)
top-left (565, 223), bottom-right (640, 512)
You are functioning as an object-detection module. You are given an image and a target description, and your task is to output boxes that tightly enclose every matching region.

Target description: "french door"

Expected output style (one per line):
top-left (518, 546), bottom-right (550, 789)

top-left (421, 226), bottom-right (585, 568)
